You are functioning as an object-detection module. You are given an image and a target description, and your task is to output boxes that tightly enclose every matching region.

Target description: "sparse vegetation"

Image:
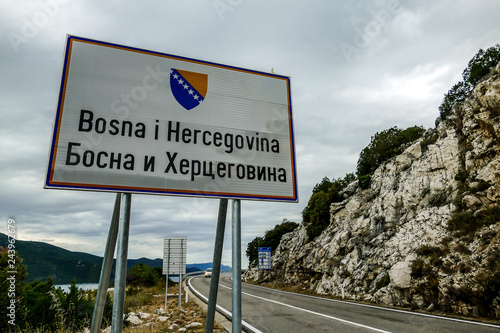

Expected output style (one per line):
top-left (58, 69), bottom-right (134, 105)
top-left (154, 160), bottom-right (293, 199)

top-left (469, 180), bottom-right (492, 194)
top-left (356, 126), bottom-right (425, 185)
top-left (358, 174), bottom-right (371, 190)
top-left (448, 270), bottom-right (500, 317)
top-left (447, 206), bottom-right (500, 236)
top-left (439, 44), bottom-right (500, 120)
top-left (420, 132), bottom-right (439, 152)
top-left (127, 262), bottom-right (161, 287)
top-left (301, 174), bottom-right (356, 241)
top-left (453, 243), bottom-right (471, 255)
top-left (416, 244), bottom-right (449, 258)
top-left (411, 258), bottom-right (432, 278)
top-left (375, 273), bottom-right (390, 290)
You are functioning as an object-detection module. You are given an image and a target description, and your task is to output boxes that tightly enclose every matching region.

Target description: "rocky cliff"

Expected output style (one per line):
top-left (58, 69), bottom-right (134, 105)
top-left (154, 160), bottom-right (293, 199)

top-left (245, 62), bottom-right (500, 318)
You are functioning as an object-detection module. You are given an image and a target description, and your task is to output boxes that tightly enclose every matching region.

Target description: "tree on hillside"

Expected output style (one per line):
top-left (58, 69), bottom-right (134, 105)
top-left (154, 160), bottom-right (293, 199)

top-left (356, 125), bottom-right (425, 188)
top-left (127, 262), bottom-right (161, 287)
top-left (439, 43), bottom-right (500, 120)
top-left (246, 236), bottom-right (264, 265)
top-left (302, 125), bottom-right (424, 242)
top-left (246, 220), bottom-right (298, 266)
top-left (301, 174), bottom-right (356, 240)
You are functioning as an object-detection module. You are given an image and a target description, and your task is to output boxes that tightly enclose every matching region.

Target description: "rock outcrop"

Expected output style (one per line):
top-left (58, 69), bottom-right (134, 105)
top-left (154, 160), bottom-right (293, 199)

top-left (245, 62), bottom-right (500, 318)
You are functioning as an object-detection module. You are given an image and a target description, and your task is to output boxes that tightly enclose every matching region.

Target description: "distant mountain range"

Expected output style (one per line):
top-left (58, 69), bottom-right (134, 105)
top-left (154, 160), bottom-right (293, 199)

top-left (0, 233), bottom-right (230, 284)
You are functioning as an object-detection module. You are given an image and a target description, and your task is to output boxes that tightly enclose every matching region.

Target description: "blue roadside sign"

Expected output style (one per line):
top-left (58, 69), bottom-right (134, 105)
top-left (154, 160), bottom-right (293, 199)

top-left (258, 247), bottom-right (272, 270)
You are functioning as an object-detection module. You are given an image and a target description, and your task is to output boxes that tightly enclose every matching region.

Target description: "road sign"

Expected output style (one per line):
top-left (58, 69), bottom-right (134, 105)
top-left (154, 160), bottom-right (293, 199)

top-left (258, 247), bottom-right (272, 270)
top-left (45, 35), bottom-right (298, 202)
top-left (163, 237), bottom-right (187, 275)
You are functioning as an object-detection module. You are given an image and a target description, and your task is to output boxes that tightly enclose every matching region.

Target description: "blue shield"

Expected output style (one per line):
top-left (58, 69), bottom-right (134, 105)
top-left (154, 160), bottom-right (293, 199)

top-left (170, 68), bottom-right (208, 110)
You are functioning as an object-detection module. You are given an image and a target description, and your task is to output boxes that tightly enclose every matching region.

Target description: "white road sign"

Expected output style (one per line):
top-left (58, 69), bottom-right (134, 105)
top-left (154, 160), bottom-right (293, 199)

top-left (163, 237), bottom-right (187, 275)
top-left (45, 35), bottom-right (298, 202)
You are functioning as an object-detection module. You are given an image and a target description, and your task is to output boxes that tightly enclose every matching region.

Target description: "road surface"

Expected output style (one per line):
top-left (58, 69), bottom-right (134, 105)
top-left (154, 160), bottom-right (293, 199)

top-left (188, 274), bottom-right (500, 332)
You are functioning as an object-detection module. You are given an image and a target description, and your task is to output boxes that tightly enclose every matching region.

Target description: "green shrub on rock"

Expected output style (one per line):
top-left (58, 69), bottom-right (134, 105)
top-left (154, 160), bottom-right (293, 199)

top-left (439, 44), bottom-right (500, 120)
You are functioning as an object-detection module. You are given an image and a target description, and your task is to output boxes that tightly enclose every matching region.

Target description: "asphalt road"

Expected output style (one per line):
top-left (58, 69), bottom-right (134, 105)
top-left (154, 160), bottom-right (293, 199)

top-left (188, 274), bottom-right (500, 333)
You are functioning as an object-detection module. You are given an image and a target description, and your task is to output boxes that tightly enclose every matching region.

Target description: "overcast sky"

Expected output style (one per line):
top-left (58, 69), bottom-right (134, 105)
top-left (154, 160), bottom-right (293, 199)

top-left (1, 0), bottom-right (499, 269)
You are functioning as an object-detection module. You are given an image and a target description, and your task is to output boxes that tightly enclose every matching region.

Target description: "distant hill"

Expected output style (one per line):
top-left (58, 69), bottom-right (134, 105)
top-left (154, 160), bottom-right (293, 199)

top-left (0, 233), bottom-right (230, 284)
top-left (0, 232), bottom-right (103, 283)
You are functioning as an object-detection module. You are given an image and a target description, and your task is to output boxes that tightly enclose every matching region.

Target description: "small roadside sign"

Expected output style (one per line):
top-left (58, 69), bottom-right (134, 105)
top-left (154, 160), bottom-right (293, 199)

top-left (163, 237), bottom-right (187, 275)
top-left (258, 247), bottom-right (272, 270)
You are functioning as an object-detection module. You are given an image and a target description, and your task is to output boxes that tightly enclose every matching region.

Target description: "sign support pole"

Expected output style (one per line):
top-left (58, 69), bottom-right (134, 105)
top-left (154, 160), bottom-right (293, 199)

top-left (205, 199), bottom-right (228, 333)
top-left (165, 239), bottom-right (170, 310)
top-left (232, 199), bottom-right (242, 333)
top-left (111, 193), bottom-right (132, 333)
top-left (178, 238), bottom-right (184, 307)
top-left (163, 238), bottom-right (186, 309)
top-left (90, 193), bottom-right (121, 333)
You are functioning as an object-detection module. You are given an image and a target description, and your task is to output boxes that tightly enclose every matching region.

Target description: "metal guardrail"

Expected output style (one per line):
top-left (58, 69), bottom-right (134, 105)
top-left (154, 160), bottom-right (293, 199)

top-left (181, 269), bottom-right (232, 280)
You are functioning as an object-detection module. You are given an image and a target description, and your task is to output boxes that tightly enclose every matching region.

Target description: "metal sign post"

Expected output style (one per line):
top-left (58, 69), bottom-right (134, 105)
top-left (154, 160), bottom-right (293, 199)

top-left (163, 237), bottom-right (187, 308)
top-left (165, 239), bottom-right (170, 309)
top-left (111, 193), bottom-right (132, 333)
top-left (205, 199), bottom-right (228, 333)
top-left (90, 193), bottom-right (121, 333)
top-left (178, 238), bottom-right (184, 307)
top-left (232, 199), bottom-right (242, 333)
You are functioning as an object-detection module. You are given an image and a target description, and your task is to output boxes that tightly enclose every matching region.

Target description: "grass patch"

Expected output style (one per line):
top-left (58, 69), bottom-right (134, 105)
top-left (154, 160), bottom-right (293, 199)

top-left (411, 259), bottom-right (432, 278)
top-left (420, 133), bottom-right (439, 152)
top-left (469, 181), bottom-right (491, 194)
top-left (453, 243), bottom-right (471, 255)
top-left (416, 245), bottom-right (448, 257)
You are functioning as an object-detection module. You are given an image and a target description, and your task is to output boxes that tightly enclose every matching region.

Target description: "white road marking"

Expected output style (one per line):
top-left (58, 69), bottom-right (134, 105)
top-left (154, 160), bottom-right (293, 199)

top-left (219, 283), bottom-right (392, 333)
top-left (245, 282), bottom-right (500, 330)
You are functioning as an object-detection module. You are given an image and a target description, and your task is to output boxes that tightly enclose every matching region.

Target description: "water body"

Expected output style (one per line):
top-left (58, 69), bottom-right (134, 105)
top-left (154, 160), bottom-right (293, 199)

top-left (56, 275), bottom-right (188, 292)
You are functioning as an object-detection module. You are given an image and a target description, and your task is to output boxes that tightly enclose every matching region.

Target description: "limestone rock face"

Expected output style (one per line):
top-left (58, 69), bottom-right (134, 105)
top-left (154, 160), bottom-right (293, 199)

top-left (245, 62), bottom-right (500, 318)
top-left (389, 260), bottom-right (412, 289)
